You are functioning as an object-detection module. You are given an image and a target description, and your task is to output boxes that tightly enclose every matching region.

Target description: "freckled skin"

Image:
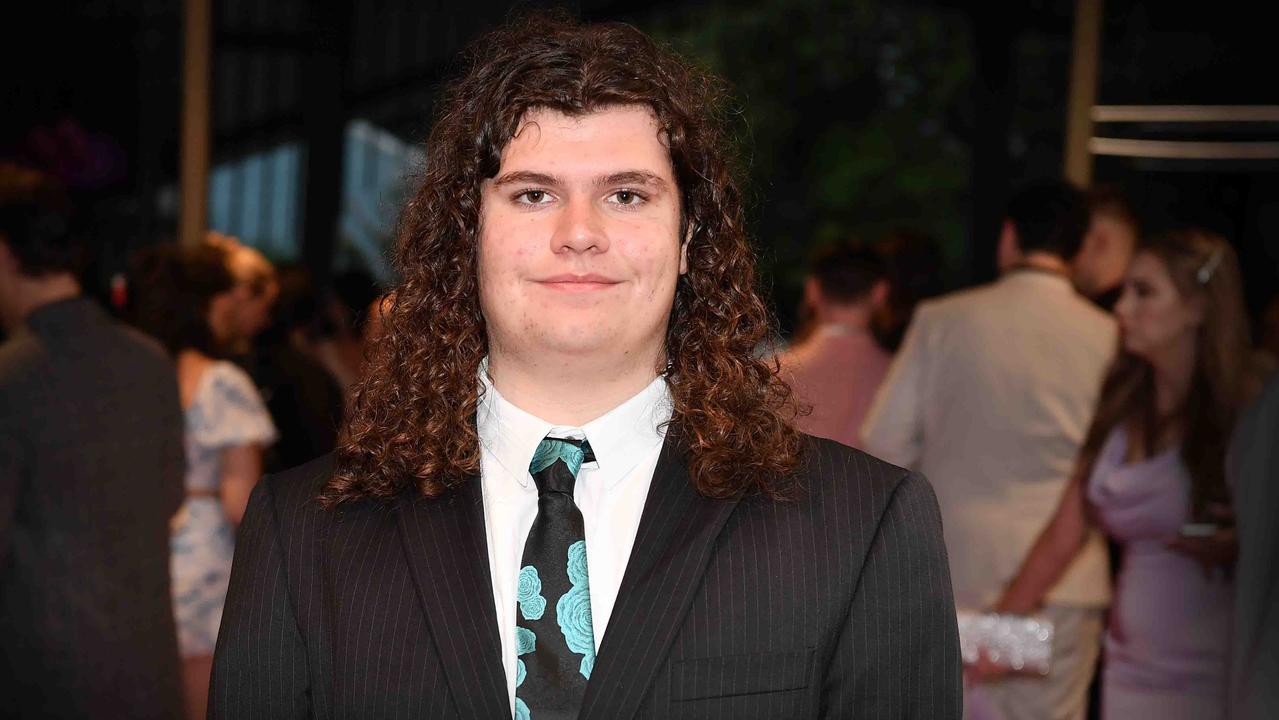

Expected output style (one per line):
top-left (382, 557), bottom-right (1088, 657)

top-left (478, 106), bottom-right (687, 375)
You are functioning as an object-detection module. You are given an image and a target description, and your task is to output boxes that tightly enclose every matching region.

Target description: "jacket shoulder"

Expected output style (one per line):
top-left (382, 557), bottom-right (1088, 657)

top-left (0, 332), bottom-right (46, 389)
top-left (258, 453), bottom-right (337, 523)
top-left (798, 435), bottom-right (919, 516)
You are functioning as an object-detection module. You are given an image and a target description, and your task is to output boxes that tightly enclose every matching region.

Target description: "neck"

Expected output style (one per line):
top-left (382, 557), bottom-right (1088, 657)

top-left (1007, 251), bottom-right (1071, 277)
top-left (812, 303), bottom-right (873, 335)
top-left (2, 274), bottom-right (81, 332)
top-left (1149, 336), bottom-right (1198, 416)
top-left (486, 348), bottom-right (662, 426)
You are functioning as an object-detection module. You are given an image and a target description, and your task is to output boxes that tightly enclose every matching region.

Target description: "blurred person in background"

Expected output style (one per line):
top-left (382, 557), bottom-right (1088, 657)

top-left (996, 230), bottom-right (1257, 719)
top-left (360, 290), bottom-right (395, 368)
top-left (206, 231), bottom-right (279, 357)
top-left (863, 180), bottom-right (1116, 720)
top-left (777, 240), bottom-right (890, 448)
top-left (1074, 186), bottom-right (1139, 311)
top-left (132, 242), bottom-right (277, 720)
top-left (252, 266), bottom-right (345, 473)
top-left (872, 228), bottom-right (947, 353)
top-left (1228, 373), bottom-right (1279, 720)
top-left (0, 168), bottom-right (184, 717)
top-left (317, 268), bottom-right (381, 391)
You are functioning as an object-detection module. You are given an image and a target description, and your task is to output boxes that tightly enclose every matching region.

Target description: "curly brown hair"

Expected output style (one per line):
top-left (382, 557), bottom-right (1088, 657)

top-left (324, 13), bottom-right (804, 506)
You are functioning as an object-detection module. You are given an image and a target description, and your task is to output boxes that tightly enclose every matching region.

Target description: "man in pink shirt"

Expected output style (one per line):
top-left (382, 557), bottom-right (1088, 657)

top-left (778, 242), bottom-right (891, 449)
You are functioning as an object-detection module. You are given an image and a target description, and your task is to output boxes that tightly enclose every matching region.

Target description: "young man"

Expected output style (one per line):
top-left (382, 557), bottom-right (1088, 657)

top-left (212, 16), bottom-right (960, 719)
top-left (777, 242), bottom-right (891, 449)
top-left (862, 181), bottom-right (1116, 720)
top-left (0, 171), bottom-right (185, 716)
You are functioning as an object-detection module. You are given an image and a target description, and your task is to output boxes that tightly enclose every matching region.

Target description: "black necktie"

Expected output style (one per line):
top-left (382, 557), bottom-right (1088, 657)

top-left (514, 436), bottom-right (597, 720)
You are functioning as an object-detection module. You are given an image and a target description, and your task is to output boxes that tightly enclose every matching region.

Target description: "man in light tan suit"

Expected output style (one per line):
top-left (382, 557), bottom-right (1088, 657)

top-left (862, 181), bottom-right (1117, 720)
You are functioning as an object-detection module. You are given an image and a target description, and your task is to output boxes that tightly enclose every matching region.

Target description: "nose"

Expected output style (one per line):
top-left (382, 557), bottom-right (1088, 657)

top-left (551, 196), bottom-right (609, 255)
top-left (1114, 288), bottom-right (1134, 327)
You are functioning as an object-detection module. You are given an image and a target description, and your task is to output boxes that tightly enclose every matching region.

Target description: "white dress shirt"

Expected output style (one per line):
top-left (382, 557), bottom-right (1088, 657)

top-left (477, 367), bottom-right (672, 713)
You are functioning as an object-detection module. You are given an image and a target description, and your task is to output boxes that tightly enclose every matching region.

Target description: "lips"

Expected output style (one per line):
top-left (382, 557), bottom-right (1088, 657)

top-left (536, 273), bottom-right (622, 291)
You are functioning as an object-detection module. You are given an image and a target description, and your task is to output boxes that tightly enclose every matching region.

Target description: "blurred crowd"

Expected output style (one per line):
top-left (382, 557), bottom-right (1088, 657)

top-left (0, 163), bottom-right (391, 718)
top-left (778, 180), bottom-right (1277, 720)
top-left (2, 161), bottom-right (1276, 720)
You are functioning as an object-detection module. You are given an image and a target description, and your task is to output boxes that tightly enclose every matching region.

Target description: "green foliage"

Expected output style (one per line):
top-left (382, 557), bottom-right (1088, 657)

top-left (641, 0), bottom-right (973, 328)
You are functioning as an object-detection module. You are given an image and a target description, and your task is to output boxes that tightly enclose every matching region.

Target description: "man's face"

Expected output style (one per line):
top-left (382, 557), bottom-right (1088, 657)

top-left (229, 278), bottom-right (278, 340)
top-left (1074, 213), bottom-right (1137, 296)
top-left (477, 105), bottom-right (686, 370)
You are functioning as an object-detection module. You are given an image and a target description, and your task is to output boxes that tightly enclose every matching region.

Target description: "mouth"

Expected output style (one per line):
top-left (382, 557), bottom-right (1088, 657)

top-left (535, 274), bottom-right (623, 292)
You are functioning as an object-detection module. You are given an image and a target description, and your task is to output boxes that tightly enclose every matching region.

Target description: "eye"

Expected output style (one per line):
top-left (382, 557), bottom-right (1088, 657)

top-left (515, 189), bottom-right (553, 205)
top-left (608, 189), bottom-right (646, 207)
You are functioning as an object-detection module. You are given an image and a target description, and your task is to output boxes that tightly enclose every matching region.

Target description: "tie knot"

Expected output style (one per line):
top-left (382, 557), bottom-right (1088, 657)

top-left (529, 436), bottom-right (595, 494)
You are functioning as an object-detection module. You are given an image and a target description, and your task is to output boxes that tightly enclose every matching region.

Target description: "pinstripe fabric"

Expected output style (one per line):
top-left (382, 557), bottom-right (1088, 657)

top-left (211, 437), bottom-right (961, 719)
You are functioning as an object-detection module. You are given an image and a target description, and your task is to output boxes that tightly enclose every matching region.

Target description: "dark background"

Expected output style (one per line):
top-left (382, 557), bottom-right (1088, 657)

top-left (4, 0), bottom-right (1276, 334)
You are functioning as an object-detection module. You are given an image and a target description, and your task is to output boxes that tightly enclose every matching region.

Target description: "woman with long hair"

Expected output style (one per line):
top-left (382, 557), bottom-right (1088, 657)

top-left (993, 229), bottom-right (1256, 718)
top-left (131, 243), bottom-right (277, 720)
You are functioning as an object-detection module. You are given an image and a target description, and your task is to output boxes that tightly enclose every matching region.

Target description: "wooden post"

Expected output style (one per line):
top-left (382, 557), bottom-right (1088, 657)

top-left (1064, 0), bottom-right (1103, 186)
top-left (178, 0), bottom-right (211, 247)
top-left (300, 0), bottom-right (351, 290)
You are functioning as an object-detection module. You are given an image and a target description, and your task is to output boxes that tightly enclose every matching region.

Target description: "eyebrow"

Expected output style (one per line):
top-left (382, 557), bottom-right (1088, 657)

top-left (490, 169), bottom-right (671, 192)
top-left (599, 171), bottom-right (669, 190)
top-left (491, 170), bottom-right (562, 188)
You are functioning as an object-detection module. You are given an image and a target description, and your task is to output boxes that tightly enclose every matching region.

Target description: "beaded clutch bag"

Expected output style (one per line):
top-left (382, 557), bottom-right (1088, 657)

top-left (956, 611), bottom-right (1055, 675)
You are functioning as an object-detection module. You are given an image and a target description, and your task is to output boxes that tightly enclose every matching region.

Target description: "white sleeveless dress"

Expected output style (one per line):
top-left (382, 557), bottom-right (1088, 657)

top-left (170, 361), bottom-right (276, 657)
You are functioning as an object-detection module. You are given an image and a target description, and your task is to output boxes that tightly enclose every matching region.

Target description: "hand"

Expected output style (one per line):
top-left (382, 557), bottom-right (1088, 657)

top-left (992, 595), bottom-right (1036, 618)
top-left (1167, 527), bottom-right (1237, 579)
top-left (964, 648), bottom-right (1011, 685)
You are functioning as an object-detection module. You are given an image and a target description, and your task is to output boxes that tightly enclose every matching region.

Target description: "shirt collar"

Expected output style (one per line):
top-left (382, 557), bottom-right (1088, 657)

top-left (476, 360), bottom-right (672, 491)
top-left (1001, 266), bottom-right (1075, 291)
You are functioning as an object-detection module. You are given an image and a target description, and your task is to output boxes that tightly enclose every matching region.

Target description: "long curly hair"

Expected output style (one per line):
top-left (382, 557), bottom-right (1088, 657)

top-left (324, 14), bottom-right (804, 506)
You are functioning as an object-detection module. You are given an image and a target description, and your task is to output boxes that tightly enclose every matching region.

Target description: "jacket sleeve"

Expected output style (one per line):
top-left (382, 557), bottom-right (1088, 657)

top-left (821, 471), bottom-right (962, 718)
top-left (860, 310), bottom-right (931, 469)
top-left (209, 478), bottom-right (312, 718)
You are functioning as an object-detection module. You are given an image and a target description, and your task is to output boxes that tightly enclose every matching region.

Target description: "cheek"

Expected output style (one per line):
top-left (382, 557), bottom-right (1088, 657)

top-left (617, 237), bottom-right (681, 292)
top-left (1137, 298), bottom-right (1184, 342)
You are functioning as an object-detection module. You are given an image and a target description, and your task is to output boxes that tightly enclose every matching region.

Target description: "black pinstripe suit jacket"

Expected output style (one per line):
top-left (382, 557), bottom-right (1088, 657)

top-left (210, 436), bottom-right (961, 719)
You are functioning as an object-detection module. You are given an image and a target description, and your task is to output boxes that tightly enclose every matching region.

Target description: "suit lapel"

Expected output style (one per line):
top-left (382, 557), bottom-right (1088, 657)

top-left (580, 438), bottom-right (744, 720)
top-left (396, 476), bottom-right (510, 720)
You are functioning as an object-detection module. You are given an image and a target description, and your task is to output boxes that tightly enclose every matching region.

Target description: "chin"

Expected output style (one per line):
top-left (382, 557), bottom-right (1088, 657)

top-left (538, 330), bottom-right (614, 356)
top-left (1121, 338), bottom-right (1151, 361)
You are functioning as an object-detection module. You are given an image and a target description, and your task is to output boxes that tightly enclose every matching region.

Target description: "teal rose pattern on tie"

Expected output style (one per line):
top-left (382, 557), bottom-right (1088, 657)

top-left (558, 540), bottom-right (596, 678)
top-left (518, 566), bottom-right (547, 621)
top-left (515, 436), bottom-right (596, 720)
top-left (529, 438), bottom-right (588, 477)
top-left (515, 626), bottom-right (535, 720)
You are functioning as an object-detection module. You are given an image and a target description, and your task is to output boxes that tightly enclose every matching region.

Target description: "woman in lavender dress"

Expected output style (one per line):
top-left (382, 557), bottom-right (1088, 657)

top-left (994, 230), bottom-right (1257, 719)
top-left (133, 242), bottom-right (277, 720)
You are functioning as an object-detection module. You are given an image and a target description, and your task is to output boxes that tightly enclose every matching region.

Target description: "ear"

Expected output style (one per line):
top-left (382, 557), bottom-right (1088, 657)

top-left (679, 222), bottom-right (692, 275)
top-left (868, 279), bottom-right (890, 310)
top-left (803, 277), bottom-right (823, 311)
top-left (206, 292), bottom-right (235, 339)
top-left (0, 237), bottom-right (17, 275)
top-left (1187, 293), bottom-right (1208, 329)
top-left (997, 220), bottom-right (1020, 272)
